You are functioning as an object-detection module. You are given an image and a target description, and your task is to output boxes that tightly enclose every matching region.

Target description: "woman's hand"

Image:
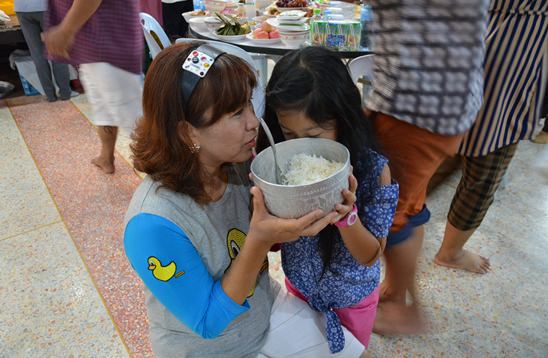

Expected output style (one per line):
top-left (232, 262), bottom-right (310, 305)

top-left (42, 25), bottom-right (76, 59)
top-left (333, 170), bottom-right (358, 222)
top-left (249, 186), bottom-right (338, 246)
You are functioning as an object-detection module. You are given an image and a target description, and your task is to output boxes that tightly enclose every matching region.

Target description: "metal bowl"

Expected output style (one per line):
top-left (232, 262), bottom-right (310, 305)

top-left (251, 138), bottom-right (350, 218)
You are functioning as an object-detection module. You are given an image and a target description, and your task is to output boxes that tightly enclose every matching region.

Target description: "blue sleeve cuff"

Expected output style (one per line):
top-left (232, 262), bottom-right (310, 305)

top-left (211, 281), bottom-right (250, 316)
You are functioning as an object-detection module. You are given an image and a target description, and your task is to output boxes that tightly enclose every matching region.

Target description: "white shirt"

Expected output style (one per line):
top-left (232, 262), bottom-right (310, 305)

top-left (14, 0), bottom-right (47, 12)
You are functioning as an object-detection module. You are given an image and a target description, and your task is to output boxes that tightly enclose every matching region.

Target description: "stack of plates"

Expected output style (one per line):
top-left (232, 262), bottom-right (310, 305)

top-left (267, 17), bottom-right (309, 32)
top-left (277, 9), bottom-right (307, 21)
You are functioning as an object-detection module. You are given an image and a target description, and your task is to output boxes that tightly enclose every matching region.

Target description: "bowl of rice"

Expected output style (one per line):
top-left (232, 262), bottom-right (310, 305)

top-left (251, 138), bottom-right (350, 218)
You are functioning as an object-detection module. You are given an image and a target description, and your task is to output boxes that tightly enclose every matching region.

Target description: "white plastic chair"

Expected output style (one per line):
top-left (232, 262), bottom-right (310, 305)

top-left (175, 38), bottom-right (265, 118)
top-left (139, 12), bottom-right (171, 59)
top-left (347, 54), bottom-right (375, 103)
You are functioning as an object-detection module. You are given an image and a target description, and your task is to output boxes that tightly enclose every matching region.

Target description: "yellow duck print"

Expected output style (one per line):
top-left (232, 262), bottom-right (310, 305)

top-left (148, 256), bottom-right (185, 282)
top-left (226, 228), bottom-right (268, 298)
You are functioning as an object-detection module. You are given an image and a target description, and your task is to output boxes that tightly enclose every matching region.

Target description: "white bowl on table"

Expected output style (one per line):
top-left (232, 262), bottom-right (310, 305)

top-left (188, 17), bottom-right (208, 31)
top-left (204, 16), bottom-right (223, 32)
top-left (251, 138), bottom-right (350, 219)
top-left (279, 30), bottom-right (308, 48)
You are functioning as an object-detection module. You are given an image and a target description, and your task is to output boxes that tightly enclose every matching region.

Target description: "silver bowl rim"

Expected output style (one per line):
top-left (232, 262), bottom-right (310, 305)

top-left (250, 137), bottom-right (350, 189)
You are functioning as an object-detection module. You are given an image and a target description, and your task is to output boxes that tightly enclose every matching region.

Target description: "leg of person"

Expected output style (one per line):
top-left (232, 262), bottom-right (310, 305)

top-left (375, 225), bottom-right (427, 335)
top-left (79, 63), bottom-right (143, 174)
top-left (335, 287), bottom-right (380, 349)
top-left (163, 1), bottom-right (193, 39)
top-left (259, 288), bottom-right (365, 358)
top-left (16, 11), bottom-right (57, 101)
top-left (162, 2), bottom-right (181, 40)
top-left (50, 61), bottom-right (72, 100)
top-left (533, 44), bottom-right (548, 143)
top-left (435, 143), bottom-right (518, 273)
top-left (91, 125), bottom-right (118, 174)
top-left (427, 156), bottom-right (461, 193)
top-left (371, 113), bottom-right (463, 335)
top-left (34, 11), bottom-right (72, 100)
top-left (177, 0), bottom-right (194, 37)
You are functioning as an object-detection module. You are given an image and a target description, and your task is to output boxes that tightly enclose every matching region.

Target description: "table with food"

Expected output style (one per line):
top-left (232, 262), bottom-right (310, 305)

top-left (183, 0), bottom-right (371, 58)
top-left (0, 12), bottom-right (25, 46)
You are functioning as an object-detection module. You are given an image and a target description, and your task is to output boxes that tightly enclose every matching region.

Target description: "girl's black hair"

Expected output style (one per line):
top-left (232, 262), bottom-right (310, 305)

top-left (258, 46), bottom-right (377, 273)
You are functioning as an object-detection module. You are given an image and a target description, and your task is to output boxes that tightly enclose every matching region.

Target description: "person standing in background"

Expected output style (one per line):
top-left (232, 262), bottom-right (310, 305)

top-left (533, 42), bottom-right (548, 144)
top-left (434, 0), bottom-right (548, 273)
top-left (140, 0), bottom-right (163, 25)
top-left (42, 0), bottom-right (143, 175)
top-left (162, 0), bottom-right (193, 40)
top-left (365, 0), bottom-right (490, 335)
top-left (14, 0), bottom-right (71, 102)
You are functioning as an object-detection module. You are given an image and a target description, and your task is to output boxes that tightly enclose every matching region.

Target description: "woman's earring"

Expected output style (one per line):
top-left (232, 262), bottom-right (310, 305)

top-left (189, 143), bottom-right (201, 153)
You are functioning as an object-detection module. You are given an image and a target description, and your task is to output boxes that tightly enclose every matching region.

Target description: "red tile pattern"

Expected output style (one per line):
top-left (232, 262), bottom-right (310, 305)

top-left (9, 99), bottom-right (152, 357)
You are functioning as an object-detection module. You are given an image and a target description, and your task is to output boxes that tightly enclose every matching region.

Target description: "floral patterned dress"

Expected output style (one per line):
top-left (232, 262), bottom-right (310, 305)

top-left (281, 148), bottom-right (399, 353)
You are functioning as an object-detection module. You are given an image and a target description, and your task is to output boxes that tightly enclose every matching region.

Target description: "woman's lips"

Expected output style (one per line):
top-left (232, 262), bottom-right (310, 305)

top-left (245, 137), bottom-right (257, 147)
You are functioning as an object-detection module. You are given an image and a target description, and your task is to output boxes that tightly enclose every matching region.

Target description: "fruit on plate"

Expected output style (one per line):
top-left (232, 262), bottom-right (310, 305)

top-left (261, 21), bottom-right (274, 32)
top-left (215, 13), bottom-right (251, 35)
top-left (266, 6), bottom-right (281, 16)
top-left (252, 21), bottom-right (280, 39)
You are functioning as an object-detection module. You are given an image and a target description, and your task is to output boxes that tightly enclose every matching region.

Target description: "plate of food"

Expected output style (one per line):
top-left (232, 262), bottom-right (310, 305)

top-left (275, 0), bottom-right (309, 11)
top-left (214, 33), bottom-right (248, 41)
top-left (214, 13), bottom-right (251, 40)
top-left (246, 21), bottom-right (281, 44)
top-left (246, 32), bottom-right (281, 44)
top-left (182, 9), bottom-right (208, 23)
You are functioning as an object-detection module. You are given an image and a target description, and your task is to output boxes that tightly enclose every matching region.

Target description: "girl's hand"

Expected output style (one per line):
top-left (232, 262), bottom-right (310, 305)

top-left (333, 170), bottom-right (358, 223)
top-left (249, 186), bottom-right (339, 246)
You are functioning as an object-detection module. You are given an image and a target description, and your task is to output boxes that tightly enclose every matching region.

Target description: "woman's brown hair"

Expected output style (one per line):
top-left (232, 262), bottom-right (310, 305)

top-left (131, 42), bottom-right (257, 204)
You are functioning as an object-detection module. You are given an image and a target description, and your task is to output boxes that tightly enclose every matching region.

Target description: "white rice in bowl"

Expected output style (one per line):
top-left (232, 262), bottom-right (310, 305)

top-left (282, 153), bottom-right (344, 185)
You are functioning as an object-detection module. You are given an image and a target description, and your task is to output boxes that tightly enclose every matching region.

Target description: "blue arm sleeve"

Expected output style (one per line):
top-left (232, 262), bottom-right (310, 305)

top-left (124, 213), bottom-right (250, 339)
top-left (360, 182), bottom-right (399, 238)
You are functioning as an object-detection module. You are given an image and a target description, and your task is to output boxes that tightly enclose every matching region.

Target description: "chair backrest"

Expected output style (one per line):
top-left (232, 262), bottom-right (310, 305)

top-left (347, 54), bottom-right (375, 102)
top-left (139, 12), bottom-right (171, 59)
top-left (347, 54), bottom-right (374, 84)
top-left (175, 38), bottom-right (265, 118)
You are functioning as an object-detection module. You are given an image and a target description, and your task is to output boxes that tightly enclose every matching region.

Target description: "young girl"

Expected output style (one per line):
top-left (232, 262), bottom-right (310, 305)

top-left (259, 47), bottom-right (399, 354)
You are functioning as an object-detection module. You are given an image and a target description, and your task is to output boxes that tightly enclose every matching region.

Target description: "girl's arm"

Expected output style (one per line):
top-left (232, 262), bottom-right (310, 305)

top-left (338, 165), bottom-right (394, 266)
top-left (221, 187), bottom-right (338, 304)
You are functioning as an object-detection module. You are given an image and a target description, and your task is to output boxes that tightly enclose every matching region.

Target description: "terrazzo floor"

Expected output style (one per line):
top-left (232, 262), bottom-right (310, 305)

top-left (0, 94), bottom-right (547, 358)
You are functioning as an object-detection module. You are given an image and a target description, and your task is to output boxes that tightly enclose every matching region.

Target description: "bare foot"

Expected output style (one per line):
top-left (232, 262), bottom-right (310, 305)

top-left (91, 156), bottom-right (115, 174)
top-left (434, 249), bottom-right (490, 274)
top-left (379, 282), bottom-right (406, 304)
top-left (373, 301), bottom-right (427, 336)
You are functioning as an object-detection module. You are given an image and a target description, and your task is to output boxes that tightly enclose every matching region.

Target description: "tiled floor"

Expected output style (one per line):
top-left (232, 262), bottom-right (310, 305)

top-left (1, 95), bottom-right (547, 357)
